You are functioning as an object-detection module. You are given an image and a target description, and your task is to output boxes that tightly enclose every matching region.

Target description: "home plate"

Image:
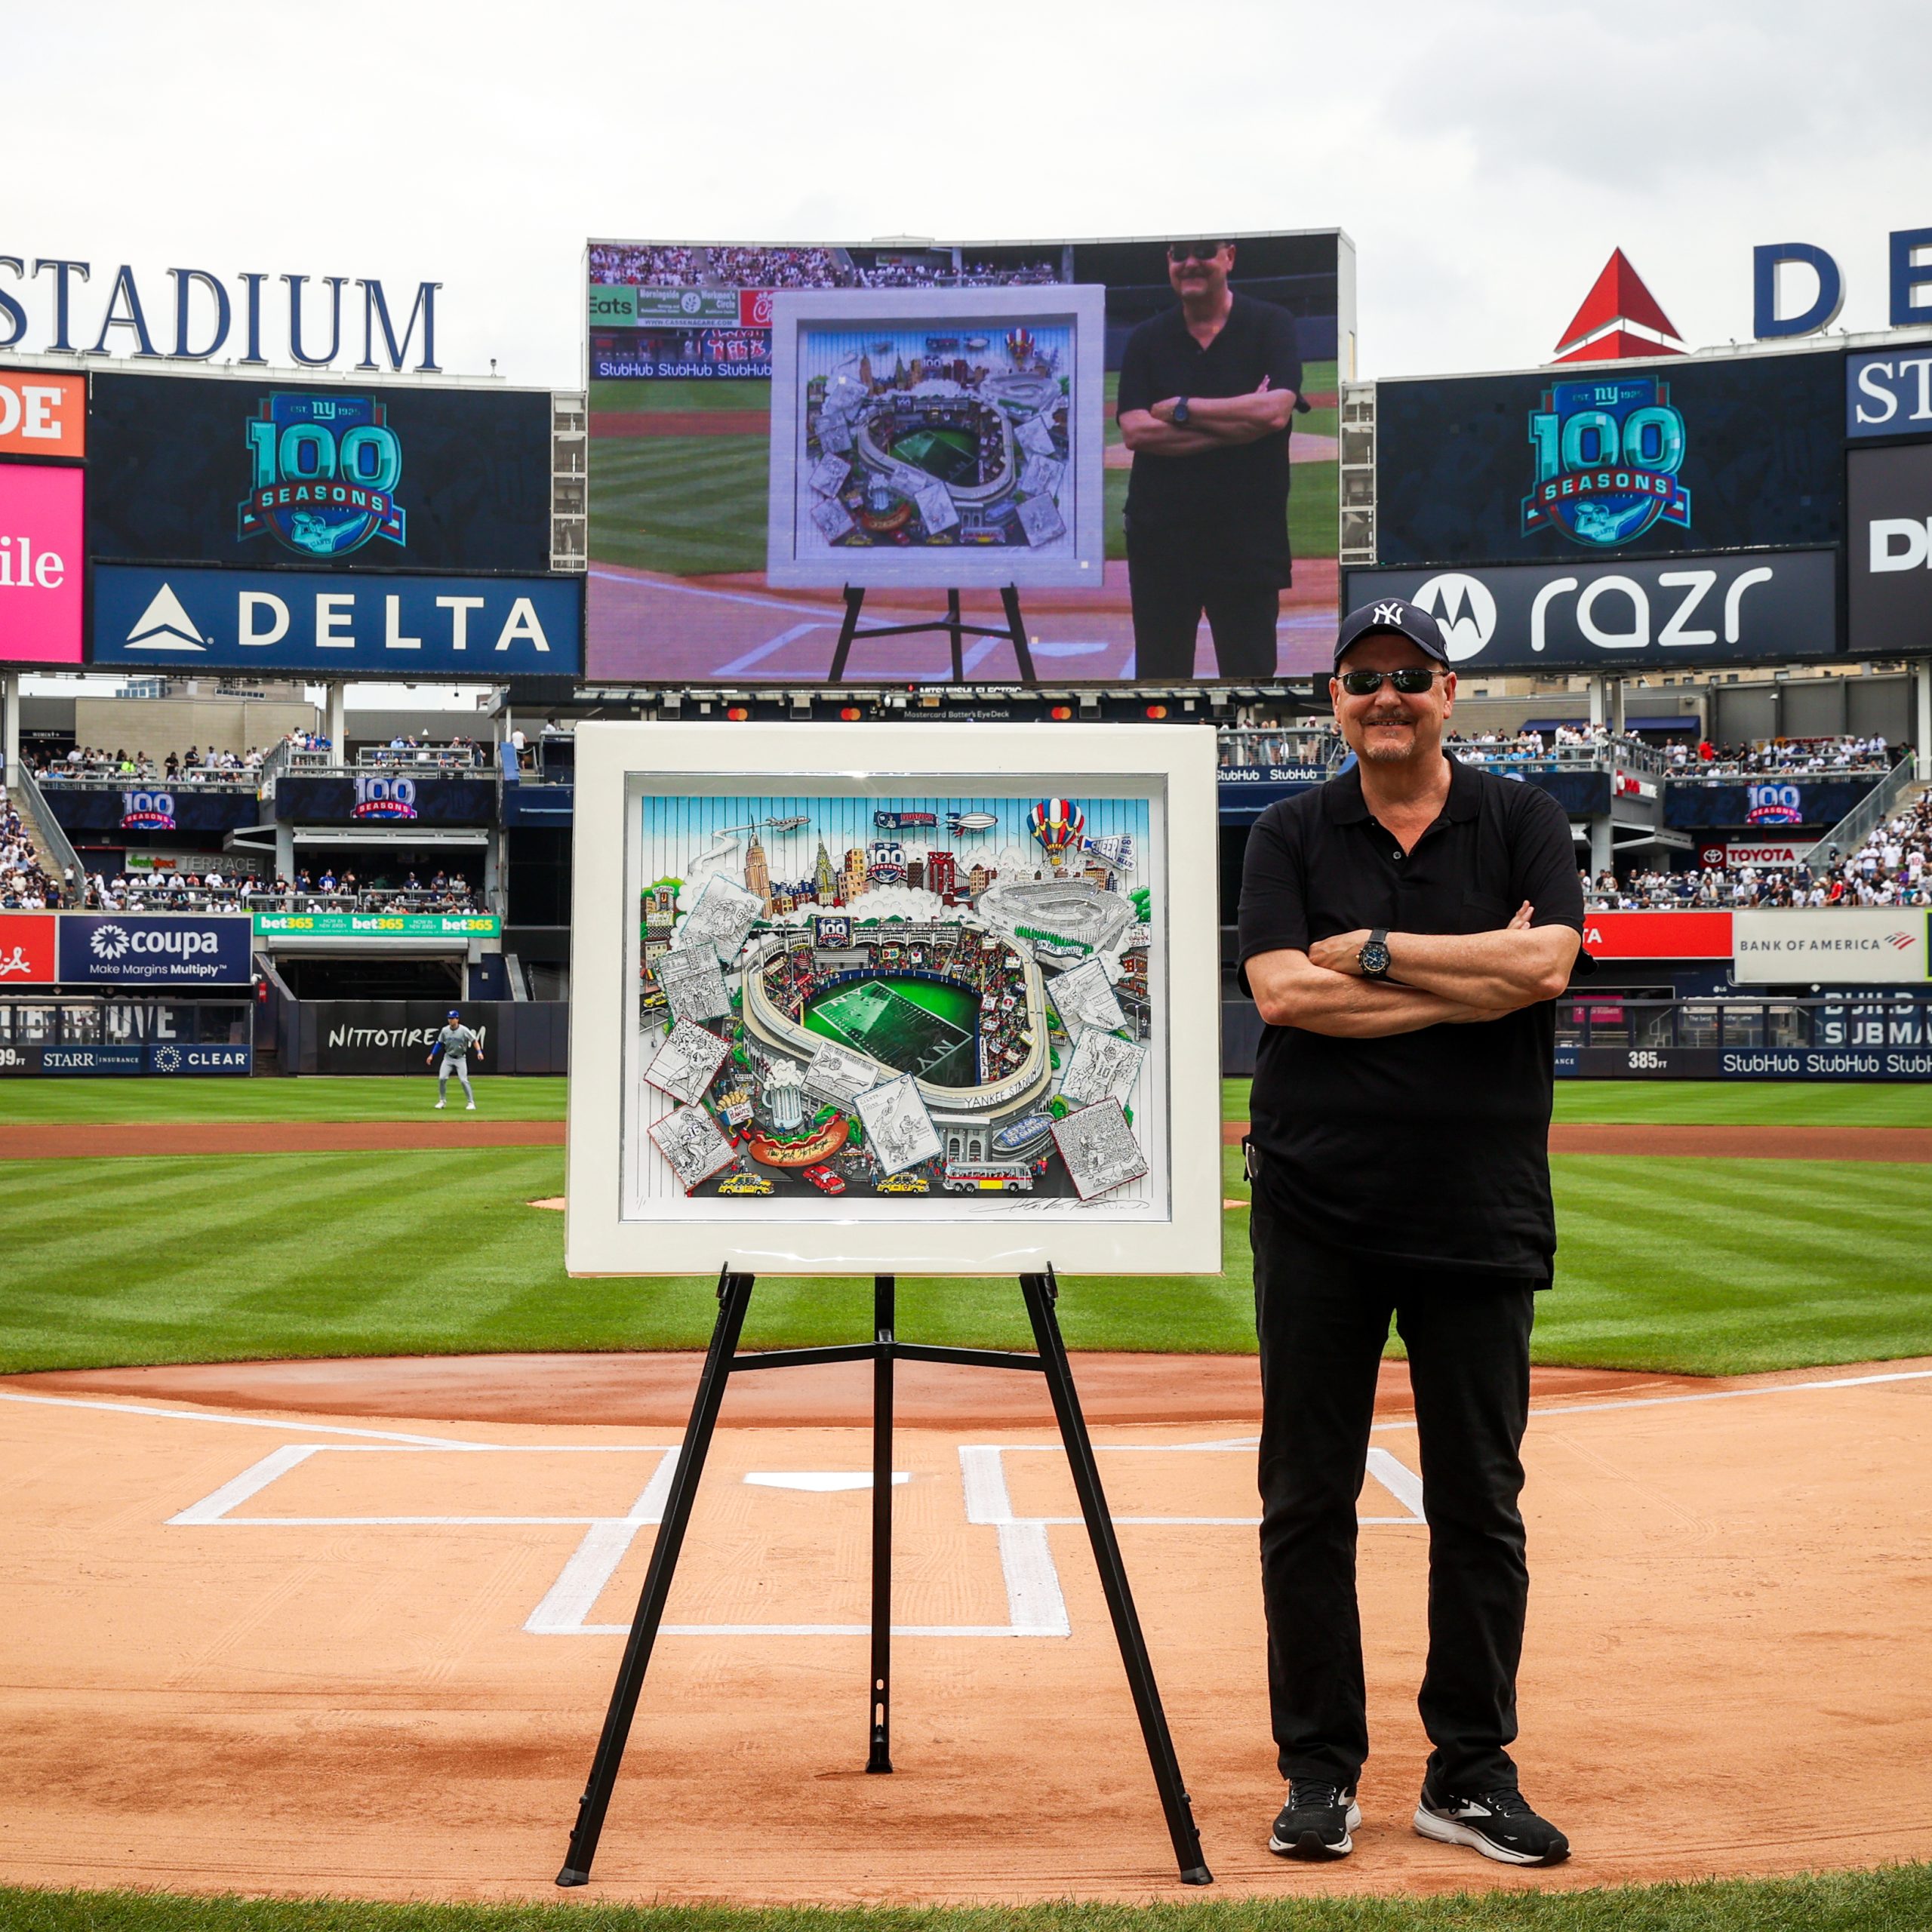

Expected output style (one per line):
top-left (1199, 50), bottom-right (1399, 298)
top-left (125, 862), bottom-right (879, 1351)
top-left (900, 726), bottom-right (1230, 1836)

top-left (744, 1472), bottom-right (912, 1492)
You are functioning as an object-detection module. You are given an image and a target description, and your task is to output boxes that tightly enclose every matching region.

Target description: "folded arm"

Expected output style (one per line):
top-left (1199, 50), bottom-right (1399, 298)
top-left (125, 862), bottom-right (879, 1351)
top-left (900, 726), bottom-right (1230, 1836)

top-left (1154, 386), bottom-right (1297, 441)
top-left (1244, 946), bottom-right (1517, 1038)
top-left (1118, 380), bottom-right (1299, 454)
top-left (1115, 409), bottom-right (1225, 457)
top-left (1307, 904), bottom-right (1580, 1009)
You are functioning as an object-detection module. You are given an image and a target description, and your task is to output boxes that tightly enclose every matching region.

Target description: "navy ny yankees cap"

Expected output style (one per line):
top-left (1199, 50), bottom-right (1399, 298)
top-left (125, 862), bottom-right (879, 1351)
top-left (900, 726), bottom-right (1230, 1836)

top-left (1333, 596), bottom-right (1451, 669)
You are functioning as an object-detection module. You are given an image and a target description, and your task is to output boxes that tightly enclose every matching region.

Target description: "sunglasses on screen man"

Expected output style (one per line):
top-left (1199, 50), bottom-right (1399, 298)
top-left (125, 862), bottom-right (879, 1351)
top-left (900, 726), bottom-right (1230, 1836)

top-left (1166, 242), bottom-right (1232, 263)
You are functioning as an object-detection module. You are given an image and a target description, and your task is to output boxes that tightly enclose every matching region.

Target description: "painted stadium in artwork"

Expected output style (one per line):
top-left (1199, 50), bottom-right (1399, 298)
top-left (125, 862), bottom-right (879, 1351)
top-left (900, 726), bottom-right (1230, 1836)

top-left (627, 791), bottom-right (1158, 1210)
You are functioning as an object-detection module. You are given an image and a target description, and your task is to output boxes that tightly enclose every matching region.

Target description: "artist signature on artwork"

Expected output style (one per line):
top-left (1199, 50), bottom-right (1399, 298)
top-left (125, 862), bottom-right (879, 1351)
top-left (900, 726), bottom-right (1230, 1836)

top-left (981, 1198), bottom-right (1154, 1216)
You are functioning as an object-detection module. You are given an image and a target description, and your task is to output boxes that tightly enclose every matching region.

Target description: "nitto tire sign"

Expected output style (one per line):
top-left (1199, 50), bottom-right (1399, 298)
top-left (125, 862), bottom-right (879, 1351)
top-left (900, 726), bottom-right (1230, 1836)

top-left (56, 914), bottom-right (254, 985)
top-left (1346, 549), bottom-right (1838, 672)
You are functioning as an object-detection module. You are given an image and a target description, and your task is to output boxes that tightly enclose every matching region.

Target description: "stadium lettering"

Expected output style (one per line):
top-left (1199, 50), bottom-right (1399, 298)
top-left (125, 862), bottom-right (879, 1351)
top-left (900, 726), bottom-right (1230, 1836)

top-left (0, 259), bottom-right (442, 369)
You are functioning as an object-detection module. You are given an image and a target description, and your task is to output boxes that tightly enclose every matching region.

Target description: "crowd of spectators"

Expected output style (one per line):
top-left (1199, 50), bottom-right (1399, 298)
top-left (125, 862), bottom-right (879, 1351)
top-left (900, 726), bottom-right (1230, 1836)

top-left (35, 744), bottom-right (269, 784)
top-left (1584, 792), bottom-right (1932, 912)
top-left (78, 866), bottom-right (482, 914)
top-left (587, 242), bottom-right (1066, 294)
top-left (1, 799), bottom-right (65, 909)
top-left (1663, 734), bottom-right (1897, 777)
top-left (589, 243), bottom-right (701, 285)
top-left (365, 734), bottom-right (488, 768)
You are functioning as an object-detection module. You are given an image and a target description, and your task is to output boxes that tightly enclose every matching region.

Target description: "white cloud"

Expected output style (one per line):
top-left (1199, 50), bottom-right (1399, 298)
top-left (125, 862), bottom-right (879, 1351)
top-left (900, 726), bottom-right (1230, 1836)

top-left (4, 0), bottom-right (1926, 387)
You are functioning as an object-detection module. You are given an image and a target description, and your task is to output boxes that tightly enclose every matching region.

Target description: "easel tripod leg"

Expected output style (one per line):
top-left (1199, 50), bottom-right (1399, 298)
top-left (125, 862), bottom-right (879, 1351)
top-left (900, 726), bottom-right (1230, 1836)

top-left (1020, 1271), bottom-right (1214, 1885)
top-left (556, 1268), bottom-right (755, 1887)
top-left (867, 1273), bottom-right (895, 1772)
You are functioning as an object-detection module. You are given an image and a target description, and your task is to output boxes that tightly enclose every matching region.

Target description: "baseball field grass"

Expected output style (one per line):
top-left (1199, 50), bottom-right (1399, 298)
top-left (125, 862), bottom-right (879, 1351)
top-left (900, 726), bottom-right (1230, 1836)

top-left (1220, 1078), bottom-right (1932, 1127)
top-left (586, 364), bottom-right (1340, 577)
top-left (0, 1075), bottom-right (568, 1124)
top-left (5, 1073), bottom-right (1932, 1374)
top-left (2, 1865), bottom-right (1927, 1930)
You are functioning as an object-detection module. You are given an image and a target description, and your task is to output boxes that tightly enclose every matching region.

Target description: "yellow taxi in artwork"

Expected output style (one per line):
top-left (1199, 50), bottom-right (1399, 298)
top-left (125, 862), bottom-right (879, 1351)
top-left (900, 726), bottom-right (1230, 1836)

top-left (718, 1171), bottom-right (774, 1196)
top-left (876, 1172), bottom-right (929, 1195)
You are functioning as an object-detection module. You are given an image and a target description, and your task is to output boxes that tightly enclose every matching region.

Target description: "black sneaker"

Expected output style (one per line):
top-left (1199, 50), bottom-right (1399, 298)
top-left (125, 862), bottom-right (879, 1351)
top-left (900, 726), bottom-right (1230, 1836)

top-left (1413, 1777), bottom-right (1570, 1865)
top-left (1269, 1779), bottom-right (1361, 1859)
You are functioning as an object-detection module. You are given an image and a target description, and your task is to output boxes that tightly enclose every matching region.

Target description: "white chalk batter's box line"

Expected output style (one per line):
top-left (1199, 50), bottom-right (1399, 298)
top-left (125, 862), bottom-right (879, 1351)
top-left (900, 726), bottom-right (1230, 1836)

top-left (167, 1440), bottom-right (1425, 1642)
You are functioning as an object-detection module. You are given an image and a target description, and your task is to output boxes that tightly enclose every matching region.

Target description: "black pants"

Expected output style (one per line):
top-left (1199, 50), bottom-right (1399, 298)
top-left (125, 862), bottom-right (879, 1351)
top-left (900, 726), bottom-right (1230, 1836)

top-left (1252, 1195), bottom-right (1536, 1792)
top-left (1126, 540), bottom-right (1281, 679)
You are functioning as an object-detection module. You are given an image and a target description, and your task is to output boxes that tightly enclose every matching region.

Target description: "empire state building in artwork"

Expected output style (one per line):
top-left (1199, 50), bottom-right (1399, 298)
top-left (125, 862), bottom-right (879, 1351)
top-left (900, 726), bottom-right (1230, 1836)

top-left (743, 833), bottom-right (772, 912)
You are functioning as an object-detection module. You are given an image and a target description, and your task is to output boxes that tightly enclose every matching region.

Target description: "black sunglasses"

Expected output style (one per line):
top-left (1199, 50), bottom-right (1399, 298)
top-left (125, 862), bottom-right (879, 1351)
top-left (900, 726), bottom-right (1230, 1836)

top-left (1166, 242), bottom-right (1229, 263)
top-left (1337, 667), bottom-right (1445, 696)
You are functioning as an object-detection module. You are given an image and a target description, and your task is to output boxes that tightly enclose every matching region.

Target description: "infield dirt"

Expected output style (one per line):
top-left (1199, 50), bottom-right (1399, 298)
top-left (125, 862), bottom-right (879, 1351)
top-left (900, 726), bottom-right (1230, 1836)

top-left (2, 1358), bottom-right (1927, 1906)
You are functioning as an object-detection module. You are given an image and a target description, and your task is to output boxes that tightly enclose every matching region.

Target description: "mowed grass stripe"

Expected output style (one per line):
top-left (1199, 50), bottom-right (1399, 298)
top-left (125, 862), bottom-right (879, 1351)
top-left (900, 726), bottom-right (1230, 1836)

top-left (0, 1076), bottom-right (568, 1125)
top-left (3, 1863), bottom-right (1930, 1930)
top-left (1551, 1079), bottom-right (1932, 1127)
top-left (1541, 1155), bottom-right (1932, 1373)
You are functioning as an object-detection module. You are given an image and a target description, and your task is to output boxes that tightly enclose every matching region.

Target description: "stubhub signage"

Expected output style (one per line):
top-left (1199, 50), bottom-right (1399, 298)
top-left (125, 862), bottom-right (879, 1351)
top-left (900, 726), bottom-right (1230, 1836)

top-left (91, 565), bottom-right (582, 678)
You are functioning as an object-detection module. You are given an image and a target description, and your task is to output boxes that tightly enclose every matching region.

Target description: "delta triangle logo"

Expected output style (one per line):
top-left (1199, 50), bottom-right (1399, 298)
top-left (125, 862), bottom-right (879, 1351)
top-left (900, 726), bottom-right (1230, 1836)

top-left (125, 583), bottom-right (206, 652)
top-left (1552, 250), bottom-right (1687, 364)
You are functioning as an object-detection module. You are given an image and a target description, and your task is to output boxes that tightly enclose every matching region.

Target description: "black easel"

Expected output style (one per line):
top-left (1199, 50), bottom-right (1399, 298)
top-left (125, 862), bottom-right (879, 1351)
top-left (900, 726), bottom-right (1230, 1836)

top-left (825, 585), bottom-right (1038, 685)
top-left (556, 1263), bottom-right (1211, 1888)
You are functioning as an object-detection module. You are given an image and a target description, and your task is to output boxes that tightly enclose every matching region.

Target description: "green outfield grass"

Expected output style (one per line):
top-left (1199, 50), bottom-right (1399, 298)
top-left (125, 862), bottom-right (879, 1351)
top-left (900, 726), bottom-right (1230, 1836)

top-left (5, 1126), bottom-right (1930, 1375)
top-left (1550, 1081), bottom-right (1932, 1125)
top-left (2, 1866), bottom-right (1927, 1932)
top-left (587, 362), bottom-right (1340, 578)
top-left (0, 1076), bottom-right (567, 1124)
top-left (1221, 1078), bottom-right (1932, 1128)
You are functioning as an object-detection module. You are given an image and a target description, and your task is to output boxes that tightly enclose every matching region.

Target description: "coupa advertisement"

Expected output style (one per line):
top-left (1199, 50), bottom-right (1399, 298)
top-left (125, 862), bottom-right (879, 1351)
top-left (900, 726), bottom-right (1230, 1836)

top-left (55, 914), bottom-right (254, 986)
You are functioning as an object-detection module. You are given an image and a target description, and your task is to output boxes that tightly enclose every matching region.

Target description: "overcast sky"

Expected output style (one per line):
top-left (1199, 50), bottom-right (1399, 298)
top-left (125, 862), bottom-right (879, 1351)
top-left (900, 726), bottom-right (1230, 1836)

top-left (6, 0), bottom-right (1930, 389)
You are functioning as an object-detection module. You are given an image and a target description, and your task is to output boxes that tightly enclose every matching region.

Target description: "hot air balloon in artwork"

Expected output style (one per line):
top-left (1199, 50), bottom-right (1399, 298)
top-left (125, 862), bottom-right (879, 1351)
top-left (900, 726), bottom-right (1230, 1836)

top-left (1028, 797), bottom-right (1086, 866)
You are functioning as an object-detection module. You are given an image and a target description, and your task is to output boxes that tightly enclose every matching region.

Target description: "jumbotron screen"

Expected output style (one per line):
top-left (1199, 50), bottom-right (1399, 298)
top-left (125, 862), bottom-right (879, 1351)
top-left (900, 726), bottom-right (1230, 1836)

top-left (583, 232), bottom-right (1352, 686)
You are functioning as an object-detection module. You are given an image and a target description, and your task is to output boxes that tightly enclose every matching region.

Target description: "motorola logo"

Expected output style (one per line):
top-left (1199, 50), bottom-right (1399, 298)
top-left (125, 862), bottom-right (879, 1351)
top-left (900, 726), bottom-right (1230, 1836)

top-left (1411, 573), bottom-right (1498, 661)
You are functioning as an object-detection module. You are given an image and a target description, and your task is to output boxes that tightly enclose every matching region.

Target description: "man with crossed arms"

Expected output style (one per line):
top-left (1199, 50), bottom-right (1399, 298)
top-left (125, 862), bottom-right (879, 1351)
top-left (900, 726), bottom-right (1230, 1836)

top-left (1237, 598), bottom-right (1583, 1866)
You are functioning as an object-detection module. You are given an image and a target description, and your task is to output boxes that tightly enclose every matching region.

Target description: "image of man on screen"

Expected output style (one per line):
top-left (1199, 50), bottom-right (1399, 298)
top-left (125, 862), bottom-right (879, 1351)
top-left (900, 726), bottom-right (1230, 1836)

top-left (1116, 242), bottom-right (1303, 680)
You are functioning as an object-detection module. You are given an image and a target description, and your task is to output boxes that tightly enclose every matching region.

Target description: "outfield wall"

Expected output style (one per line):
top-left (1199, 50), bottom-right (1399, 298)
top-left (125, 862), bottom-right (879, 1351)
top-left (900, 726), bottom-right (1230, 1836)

top-left (291, 1000), bottom-right (568, 1075)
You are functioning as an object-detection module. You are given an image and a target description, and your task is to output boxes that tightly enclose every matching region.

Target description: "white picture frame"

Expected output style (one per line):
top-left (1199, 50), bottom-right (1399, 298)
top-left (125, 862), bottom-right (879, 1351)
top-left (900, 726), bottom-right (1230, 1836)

top-left (764, 286), bottom-right (1106, 591)
top-left (566, 722), bottom-right (1221, 1278)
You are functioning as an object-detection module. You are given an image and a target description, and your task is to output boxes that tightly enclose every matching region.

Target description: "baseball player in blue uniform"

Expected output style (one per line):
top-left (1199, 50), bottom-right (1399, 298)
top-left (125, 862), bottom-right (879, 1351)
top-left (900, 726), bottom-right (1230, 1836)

top-left (428, 1009), bottom-right (483, 1109)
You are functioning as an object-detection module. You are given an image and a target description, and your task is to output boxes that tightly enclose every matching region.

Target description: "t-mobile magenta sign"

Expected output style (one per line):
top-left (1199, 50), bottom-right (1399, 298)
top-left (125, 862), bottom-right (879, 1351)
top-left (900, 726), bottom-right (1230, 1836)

top-left (0, 463), bottom-right (82, 664)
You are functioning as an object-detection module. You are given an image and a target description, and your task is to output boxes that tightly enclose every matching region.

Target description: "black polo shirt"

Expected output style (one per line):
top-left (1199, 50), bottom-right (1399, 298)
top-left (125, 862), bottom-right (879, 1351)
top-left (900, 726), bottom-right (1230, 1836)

top-left (1236, 756), bottom-right (1586, 1278)
top-left (1115, 292), bottom-right (1302, 578)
